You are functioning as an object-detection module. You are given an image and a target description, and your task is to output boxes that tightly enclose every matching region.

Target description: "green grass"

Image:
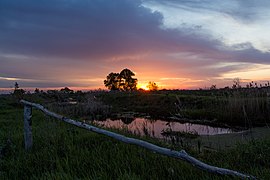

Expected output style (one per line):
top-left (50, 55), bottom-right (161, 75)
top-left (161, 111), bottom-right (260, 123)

top-left (1, 95), bottom-right (270, 179)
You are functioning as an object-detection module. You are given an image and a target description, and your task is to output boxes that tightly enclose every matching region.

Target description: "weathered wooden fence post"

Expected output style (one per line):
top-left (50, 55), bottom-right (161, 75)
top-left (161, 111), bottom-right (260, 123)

top-left (24, 104), bottom-right (32, 150)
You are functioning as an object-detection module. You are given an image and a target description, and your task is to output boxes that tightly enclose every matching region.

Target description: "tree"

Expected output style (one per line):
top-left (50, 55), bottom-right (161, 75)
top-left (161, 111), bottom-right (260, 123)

top-left (34, 88), bottom-right (40, 94)
top-left (13, 82), bottom-right (25, 99)
top-left (60, 87), bottom-right (74, 94)
top-left (232, 78), bottom-right (241, 89)
top-left (119, 68), bottom-right (137, 91)
top-left (104, 72), bottom-right (120, 90)
top-left (104, 68), bottom-right (137, 91)
top-left (210, 84), bottom-right (217, 90)
top-left (14, 82), bottom-right (19, 90)
top-left (147, 81), bottom-right (158, 91)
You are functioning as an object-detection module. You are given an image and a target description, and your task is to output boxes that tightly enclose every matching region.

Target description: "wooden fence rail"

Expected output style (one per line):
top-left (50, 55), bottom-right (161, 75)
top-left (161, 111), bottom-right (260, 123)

top-left (20, 100), bottom-right (256, 179)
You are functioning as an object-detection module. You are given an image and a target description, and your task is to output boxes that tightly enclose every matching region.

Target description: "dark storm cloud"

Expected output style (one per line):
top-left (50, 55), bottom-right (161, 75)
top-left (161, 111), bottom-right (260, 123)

top-left (0, 0), bottom-right (176, 59)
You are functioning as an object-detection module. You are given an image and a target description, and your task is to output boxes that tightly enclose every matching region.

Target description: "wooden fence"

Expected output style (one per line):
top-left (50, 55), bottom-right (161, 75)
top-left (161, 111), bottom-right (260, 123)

top-left (20, 100), bottom-right (255, 179)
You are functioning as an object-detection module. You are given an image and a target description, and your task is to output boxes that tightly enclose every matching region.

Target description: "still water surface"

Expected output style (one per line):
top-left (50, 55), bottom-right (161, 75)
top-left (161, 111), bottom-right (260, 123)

top-left (93, 118), bottom-right (234, 138)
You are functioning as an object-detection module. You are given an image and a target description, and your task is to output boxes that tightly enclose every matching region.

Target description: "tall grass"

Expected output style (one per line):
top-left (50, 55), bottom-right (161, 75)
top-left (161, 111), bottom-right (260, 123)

top-left (217, 88), bottom-right (270, 126)
top-left (174, 88), bottom-right (270, 127)
top-left (1, 95), bottom-right (270, 179)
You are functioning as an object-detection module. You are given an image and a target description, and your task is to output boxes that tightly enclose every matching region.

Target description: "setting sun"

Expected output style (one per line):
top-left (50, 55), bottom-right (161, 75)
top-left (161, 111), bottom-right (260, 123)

top-left (137, 83), bottom-right (149, 91)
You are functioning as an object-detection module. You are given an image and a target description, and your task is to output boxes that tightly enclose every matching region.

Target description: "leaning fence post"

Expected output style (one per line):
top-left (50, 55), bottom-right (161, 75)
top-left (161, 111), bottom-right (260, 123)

top-left (24, 104), bottom-right (33, 150)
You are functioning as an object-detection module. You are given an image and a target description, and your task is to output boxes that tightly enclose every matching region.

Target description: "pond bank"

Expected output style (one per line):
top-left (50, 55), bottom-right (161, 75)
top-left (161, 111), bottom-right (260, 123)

top-left (92, 116), bottom-right (270, 150)
top-left (198, 126), bottom-right (270, 150)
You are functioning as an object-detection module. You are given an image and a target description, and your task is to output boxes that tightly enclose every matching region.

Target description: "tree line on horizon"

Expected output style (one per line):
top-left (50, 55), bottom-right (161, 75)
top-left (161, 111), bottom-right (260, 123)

top-left (10, 73), bottom-right (270, 95)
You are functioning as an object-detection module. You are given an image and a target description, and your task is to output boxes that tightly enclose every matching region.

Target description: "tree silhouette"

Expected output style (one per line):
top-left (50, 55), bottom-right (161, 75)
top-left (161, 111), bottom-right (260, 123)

top-left (104, 68), bottom-right (137, 91)
top-left (210, 84), bottom-right (217, 90)
top-left (13, 82), bottom-right (25, 99)
top-left (147, 81), bottom-right (158, 91)
top-left (34, 88), bottom-right (40, 94)
top-left (119, 68), bottom-right (137, 91)
top-left (104, 72), bottom-right (120, 90)
top-left (60, 87), bottom-right (74, 94)
top-left (232, 78), bottom-right (241, 89)
top-left (14, 82), bottom-right (19, 90)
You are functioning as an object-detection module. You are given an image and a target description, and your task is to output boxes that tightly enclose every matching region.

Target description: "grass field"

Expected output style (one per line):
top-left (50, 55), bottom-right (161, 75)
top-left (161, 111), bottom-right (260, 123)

top-left (1, 94), bottom-right (270, 179)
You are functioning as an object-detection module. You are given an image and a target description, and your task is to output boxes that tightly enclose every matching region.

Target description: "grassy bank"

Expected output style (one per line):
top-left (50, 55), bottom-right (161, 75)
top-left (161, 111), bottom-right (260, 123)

top-left (1, 95), bottom-right (270, 179)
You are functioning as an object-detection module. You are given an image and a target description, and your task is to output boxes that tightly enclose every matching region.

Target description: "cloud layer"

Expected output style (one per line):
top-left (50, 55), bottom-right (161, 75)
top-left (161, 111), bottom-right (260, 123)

top-left (0, 0), bottom-right (270, 89)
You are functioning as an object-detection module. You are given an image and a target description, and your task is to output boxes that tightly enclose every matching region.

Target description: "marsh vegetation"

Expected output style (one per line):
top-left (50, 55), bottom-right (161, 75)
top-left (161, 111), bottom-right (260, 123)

top-left (1, 85), bottom-right (270, 179)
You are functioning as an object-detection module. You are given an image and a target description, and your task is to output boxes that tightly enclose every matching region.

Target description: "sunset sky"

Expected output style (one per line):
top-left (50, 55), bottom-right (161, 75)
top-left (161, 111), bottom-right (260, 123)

top-left (1, 0), bottom-right (270, 91)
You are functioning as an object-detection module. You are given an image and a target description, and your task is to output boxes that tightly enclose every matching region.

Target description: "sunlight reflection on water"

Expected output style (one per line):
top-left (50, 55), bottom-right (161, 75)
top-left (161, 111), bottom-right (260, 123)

top-left (93, 118), bottom-right (233, 138)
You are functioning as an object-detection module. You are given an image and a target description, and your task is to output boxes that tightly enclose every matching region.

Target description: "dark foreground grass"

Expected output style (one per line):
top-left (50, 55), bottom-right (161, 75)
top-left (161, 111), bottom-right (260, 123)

top-left (1, 95), bottom-right (270, 179)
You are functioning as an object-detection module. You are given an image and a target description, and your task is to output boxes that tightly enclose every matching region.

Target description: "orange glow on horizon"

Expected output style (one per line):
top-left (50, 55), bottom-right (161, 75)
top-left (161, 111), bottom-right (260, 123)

top-left (137, 83), bottom-right (149, 91)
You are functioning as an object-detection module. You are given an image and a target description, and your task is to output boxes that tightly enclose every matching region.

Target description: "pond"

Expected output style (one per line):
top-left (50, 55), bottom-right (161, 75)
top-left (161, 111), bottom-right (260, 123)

top-left (93, 118), bottom-right (235, 139)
